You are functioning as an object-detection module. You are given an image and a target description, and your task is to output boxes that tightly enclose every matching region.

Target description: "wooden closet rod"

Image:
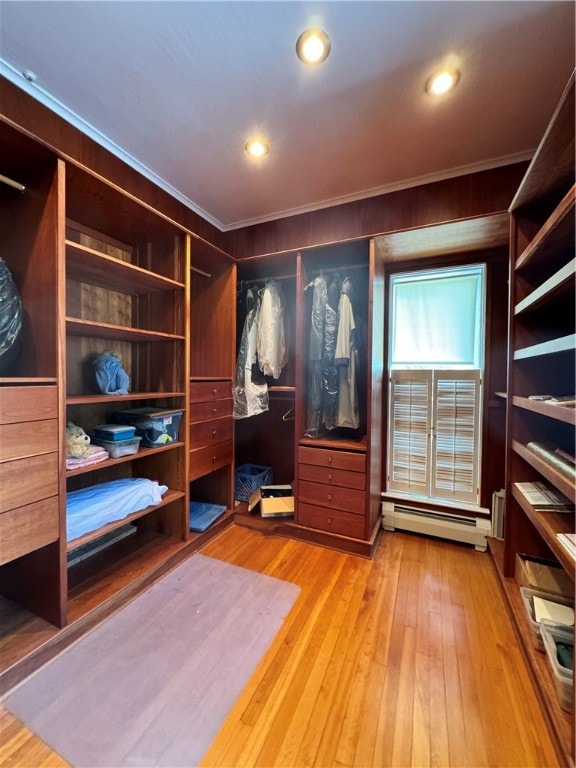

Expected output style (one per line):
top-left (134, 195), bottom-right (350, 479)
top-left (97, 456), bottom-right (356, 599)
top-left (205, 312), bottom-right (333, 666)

top-left (310, 262), bottom-right (365, 277)
top-left (0, 173), bottom-right (25, 192)
top-left (240, 274), bottom-right (296, 285)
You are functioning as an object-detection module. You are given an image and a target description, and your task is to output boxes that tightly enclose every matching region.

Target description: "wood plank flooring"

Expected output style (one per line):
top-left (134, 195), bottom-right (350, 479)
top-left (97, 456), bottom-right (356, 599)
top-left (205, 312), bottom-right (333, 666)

top-left (0, 526), bottom-right (561, 767)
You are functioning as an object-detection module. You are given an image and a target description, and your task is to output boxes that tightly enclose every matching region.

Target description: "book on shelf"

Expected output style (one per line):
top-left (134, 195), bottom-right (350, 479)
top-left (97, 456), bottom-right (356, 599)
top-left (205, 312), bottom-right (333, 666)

top-left (526, 441), bottom-right (576, 482)
top-left (550, 395), bottom-right (576, 407)
top-left (554, 447), bottom-right (576, 465)
top-left (527, 395), bottom-right (576, 406)
top-left (556, 533), bottom-right (576, 562)
top-left (514, 481), bottom-right (574, 511)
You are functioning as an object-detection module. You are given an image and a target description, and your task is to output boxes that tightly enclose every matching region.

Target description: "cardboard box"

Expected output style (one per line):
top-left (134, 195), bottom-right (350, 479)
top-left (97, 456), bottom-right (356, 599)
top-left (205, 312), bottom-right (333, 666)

top-left (516, 553), bottom-right (575, 600)
top-left (248, 485), bottom-right (294, 518)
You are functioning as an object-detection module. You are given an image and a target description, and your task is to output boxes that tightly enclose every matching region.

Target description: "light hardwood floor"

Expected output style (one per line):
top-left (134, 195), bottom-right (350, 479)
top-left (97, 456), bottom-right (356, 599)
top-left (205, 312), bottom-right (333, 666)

top-left (0, 526), bottom-right (561, 767)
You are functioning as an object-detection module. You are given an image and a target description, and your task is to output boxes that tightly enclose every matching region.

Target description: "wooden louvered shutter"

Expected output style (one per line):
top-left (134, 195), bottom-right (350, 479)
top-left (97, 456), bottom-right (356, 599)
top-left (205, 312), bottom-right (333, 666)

top-left (431, 370), bottom-right (480, 503)
top-left (387, 370), bottom-right (431, 494)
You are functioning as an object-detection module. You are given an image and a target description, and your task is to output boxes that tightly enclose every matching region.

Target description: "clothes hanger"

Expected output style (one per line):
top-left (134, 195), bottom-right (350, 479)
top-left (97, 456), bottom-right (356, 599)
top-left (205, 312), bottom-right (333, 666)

top-left (281, 406), bottom-right (295, 422)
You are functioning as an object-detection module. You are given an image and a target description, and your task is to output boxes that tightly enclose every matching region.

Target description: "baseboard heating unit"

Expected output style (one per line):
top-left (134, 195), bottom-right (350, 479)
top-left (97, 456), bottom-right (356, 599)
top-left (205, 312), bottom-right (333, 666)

top-left (381, 502), bottom-right (491, 551)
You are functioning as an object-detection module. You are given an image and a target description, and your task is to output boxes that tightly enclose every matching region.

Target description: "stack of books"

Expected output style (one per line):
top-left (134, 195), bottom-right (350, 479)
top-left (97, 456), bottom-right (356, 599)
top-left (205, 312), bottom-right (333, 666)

top-left (514, 481), bottom-right (574, 512)
top-left (556, 533), bottom-right (576, 562)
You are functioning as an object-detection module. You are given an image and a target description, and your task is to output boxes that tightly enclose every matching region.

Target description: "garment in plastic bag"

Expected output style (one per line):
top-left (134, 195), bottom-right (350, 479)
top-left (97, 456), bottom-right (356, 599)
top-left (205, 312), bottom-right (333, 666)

top-left (257, 279), bottom-right (288, 379)
top-left (322, 275), bottom-right (341, 430)
top-left (0, 257), bottom-right (22, 375)
top-left (335, 277), bottom-right (360, 429)
top-left (233, 289), bottom-right (269, 419)
top-left (305, 275), bottom-right (327, 437)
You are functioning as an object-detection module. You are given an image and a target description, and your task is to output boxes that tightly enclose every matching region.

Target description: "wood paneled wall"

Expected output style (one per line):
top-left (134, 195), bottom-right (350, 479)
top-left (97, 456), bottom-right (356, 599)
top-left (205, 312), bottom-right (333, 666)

top-left (228, 164), bottom-right (528, 259)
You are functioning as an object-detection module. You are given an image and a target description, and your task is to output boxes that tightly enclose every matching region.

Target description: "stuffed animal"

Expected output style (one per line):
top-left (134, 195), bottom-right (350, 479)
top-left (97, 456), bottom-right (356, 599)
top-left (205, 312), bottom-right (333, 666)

top-left (65, 422), bottom-right (91, 458)
top-left (93, 350), bottom-right (130, 395)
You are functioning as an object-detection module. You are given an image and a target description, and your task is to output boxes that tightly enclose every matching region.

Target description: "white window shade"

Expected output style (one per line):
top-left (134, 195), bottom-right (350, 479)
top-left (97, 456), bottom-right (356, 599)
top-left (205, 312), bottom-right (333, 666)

top-left (390, 266), bottom-right (485, 368)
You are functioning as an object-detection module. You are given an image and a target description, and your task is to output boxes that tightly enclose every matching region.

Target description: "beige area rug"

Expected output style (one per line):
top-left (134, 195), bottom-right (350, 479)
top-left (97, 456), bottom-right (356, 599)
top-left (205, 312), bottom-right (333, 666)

top-left (3, 554), bottom-right (300, 767)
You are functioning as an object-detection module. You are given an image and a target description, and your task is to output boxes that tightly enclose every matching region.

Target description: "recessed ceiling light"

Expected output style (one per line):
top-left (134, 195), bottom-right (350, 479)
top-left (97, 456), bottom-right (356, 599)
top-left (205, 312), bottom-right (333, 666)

top-left (296, 28), bottom-right (331, 65)
top-left (426, 68), bottom-right (460, 96)
top-left (245, 138), bottom-right (269, 158)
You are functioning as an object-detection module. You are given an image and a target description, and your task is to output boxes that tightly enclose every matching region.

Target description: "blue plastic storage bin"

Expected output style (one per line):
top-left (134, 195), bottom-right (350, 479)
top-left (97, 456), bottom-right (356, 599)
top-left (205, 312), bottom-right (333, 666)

top-left (189, 502), bottom-right (227, 532)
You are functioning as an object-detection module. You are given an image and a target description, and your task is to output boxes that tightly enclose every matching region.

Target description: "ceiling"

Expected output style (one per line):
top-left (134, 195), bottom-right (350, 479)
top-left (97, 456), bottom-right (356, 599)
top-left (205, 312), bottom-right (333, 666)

top-left (0, 2), bottom-right (574, 232)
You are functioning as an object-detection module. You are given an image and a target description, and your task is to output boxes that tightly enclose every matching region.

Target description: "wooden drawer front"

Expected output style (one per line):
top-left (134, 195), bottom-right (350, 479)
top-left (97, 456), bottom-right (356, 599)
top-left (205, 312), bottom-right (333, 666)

top-left (0, 453), bottom-right (59, 513)
top-left (0, 496), bottom-right (60, 566)
top-left (298, 502), bottom-right (365, 539)
top-left (298, 446), bottom-right (366, 473)
top-left (298, 479), bottom-right (365, 515)
top-left (0, 386), bottom-right (58, 424)
top-left (0, 419), bottom-right (58, 462)
top-left (298, 462), bottom-right (365, 490)
top-left (190, 398), bottom-right (233, 422)
top-left (189, 440), bottom-right (233, 480)
top-left (190, 380), bottom-right (231, 403)
top-left (190, 416), bottom-right (233, 450)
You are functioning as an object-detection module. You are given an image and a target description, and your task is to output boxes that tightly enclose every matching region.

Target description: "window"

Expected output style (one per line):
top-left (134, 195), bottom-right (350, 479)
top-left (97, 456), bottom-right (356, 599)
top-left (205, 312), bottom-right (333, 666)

top-left (387, 265), bottom-right (485, 504)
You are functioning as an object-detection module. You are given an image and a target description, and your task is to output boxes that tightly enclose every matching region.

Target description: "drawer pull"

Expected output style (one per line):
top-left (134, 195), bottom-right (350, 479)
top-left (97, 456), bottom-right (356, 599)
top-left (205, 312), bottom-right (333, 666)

top-left (327, 517), bottom-right (332, 525)
top-left (327, 493), bottom-right (332, 501)
top-left (212, 430), bottom-right (217, 437)
top-left (213, 407), bottom-right (217, 414)
top-left (213, 388), bottom-right (218, 394)
top-left (212, 455), bottom-right (216, 462)
top-left (327, 473), bottom-right (332, 480)
top-left (327, 456), bottom-right (332, 464)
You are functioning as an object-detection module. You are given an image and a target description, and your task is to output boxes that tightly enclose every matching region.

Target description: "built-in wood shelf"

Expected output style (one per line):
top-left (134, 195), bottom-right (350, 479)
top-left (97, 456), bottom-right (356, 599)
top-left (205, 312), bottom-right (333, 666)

top-left (66, 391), bottom-right (185, 405)
top-left (512, 396), bottom-right (576, 426)
top-left (511, 483), bottom-right (575, 573)
top-left (512, 439), bottom-right (575, 503)
top-left (514, 334), bottom-right (575, 360)
top-left (515, 185), bottom-right (575, 271)
top-left (66, 240), bottom-right (185, 293)
top-left (66, 317), bottom-right (185, 342)
top-left (65, 442), bottom-right (185, 477)
top-left (515, 258), bottom-right (575, 314)
top-left (67, 488), bottom-right (185, 552)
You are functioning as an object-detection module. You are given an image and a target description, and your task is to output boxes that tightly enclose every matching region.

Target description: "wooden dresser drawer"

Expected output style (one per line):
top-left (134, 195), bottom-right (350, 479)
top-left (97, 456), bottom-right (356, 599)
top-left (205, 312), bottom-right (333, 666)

top-left (189, 440), bottom-right (233, 480)
top-left (298, 502), bottom-right (365, 539)
top-left (298, 479), bottom-right (365, 515)
top-left (0, 385), bottom-right (58, 424)
top-left (298, 462), bottom-right (365, 490)
top-left (190, 397), bottom-right (233, 422)
top-left (0, 496), bottom-right (60, 566)
top-left (298, 445), bottom-right (366, 473)
top-left (189, 380), bottom-right (231, 403)
top-left (0, 452), bottom-right (60, 513)
top-left (190, 416), bottom-right (233, 450)
top-left (0, 419), bottom-right (58, 462)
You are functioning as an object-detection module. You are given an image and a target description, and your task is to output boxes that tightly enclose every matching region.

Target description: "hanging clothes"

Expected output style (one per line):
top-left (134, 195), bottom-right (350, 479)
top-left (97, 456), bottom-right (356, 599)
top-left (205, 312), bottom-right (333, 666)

top-left (257, 279), bottom-right (288, 379)
top-left (322, 274), bottom-right (341, 431)
top-left (305, 275), bottom-right (328, 437)
top-left (334, 277), bottom-right (360, 429)
top-left (233, 287), bottom-right (269, 419)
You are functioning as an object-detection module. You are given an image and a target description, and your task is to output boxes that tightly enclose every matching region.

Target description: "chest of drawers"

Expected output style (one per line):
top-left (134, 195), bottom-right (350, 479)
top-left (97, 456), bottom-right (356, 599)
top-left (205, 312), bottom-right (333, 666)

top-left (189, 380), bottom-right (233, 481)
top-left (297, 445), bottom-right (367, 539)
top-left (0, 385), bottom-right (60, 565)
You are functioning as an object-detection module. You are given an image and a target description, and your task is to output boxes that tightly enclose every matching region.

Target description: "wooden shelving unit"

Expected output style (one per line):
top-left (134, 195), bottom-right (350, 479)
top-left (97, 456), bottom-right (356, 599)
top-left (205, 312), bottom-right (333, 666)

top-left (496, 71), bottom-right (575, 767)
